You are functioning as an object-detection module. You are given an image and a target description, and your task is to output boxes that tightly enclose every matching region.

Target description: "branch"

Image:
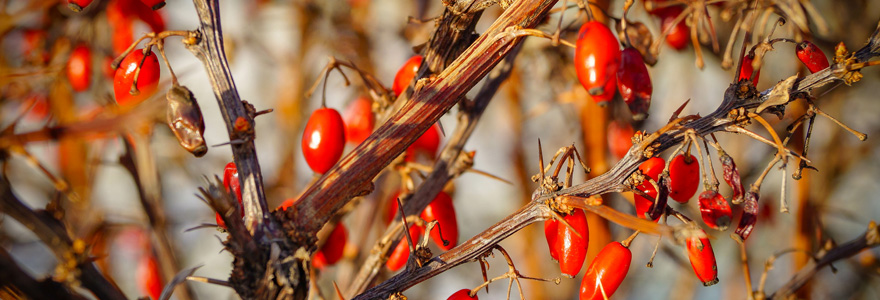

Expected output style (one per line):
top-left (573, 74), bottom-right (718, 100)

top-left (769, 221), bottom-right (880, 299)
top-left (355, 17), bottom-right (880, 299)
top-left (0, 247), bottom-right (86, 300)
top-left (345, 39), bottom-right (524, 298)
top-left (289, 0), bottom-right (559, 241)
top-left (0, 175), bottom-right (126, 300)
top-left (186, 0), bottom-right (276, 238)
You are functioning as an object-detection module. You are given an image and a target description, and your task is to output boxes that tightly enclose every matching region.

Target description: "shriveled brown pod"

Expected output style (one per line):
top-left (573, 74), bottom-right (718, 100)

top-left (616, 20), bottom-right (657, 66)
top-left (647, 174), bottom-right (669, 221)
top-left (734, 190), bottom-right (759, 241)
top-left (166, 85), bottom-right (207, 157)
top-left (720, 153), bottom-right (744, 204)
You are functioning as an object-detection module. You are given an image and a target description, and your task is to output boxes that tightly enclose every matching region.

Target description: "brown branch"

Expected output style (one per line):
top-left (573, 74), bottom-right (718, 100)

top-left (186, 0), bottom-right (277, 238)
top-left (0, 175), bottom-right (126, 300)
top-left (344, 39), bottom-right (524, 298)
top-left (290, 0), bottom-right (559, 243)
top-left (768, 221), bottom-right (880, 299)
top-left (353, 17), bottom-right (880, 299)
top-left (0, 247), bottom-right (86, 300)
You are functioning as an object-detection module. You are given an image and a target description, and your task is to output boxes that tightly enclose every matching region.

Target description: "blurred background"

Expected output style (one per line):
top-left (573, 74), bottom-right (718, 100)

top-left (2, 0), bottom-right (880, 299)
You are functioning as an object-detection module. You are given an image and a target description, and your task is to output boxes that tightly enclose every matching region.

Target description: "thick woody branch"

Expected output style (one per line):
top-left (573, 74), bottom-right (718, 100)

top-left (0, 247), bottom-right (86, 300)
top-left (186, 0), bottom-right (275, 238)
top-left (354, 18), bottom-right (880, 299)
top-left (0, 176), bottom-right (126, 300)
top-left (769, 222), bottom-right (880, 299)
top-left (290, 0), bottom-right (560, 237)
top-left (345, 41), bottom-right (524, 297)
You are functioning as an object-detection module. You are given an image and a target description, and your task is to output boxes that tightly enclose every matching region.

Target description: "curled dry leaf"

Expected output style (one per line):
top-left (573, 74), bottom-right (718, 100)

top-left (756, 75), bottom-right (798, 114)
top-left (616, 20), bottom-right (657, 66)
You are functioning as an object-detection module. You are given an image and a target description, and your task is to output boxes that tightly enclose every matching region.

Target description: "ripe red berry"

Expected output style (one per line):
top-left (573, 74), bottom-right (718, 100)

top-left (574, 21), bottom-right (621, 105)
top-left (544, 218), bottom-right (560, 261)
top-left (556, 209), bottom-right (589, 278)
top-left (114, 49), bottom-right (160, 107)
top-left (639, 157), bottom-right (665, 180)
top-left (393, 55), bottom-right (423, 97)
top-left (698, 190), bottom-right (733, 231)
top-left (313, 223), bottom-right (348, 269)
top-left (216, 162), bottom-right (243, 229)
top-left (447, 289), bottom-right (478, 300)
top-left (66, 45), bottom-right (92, 92)
top-left (343, 96), bottom-right (374, 145)
top-left (421, 191), bottom-right (458, 251)
top-left (668, 154), bottom-right (699, 203)
top-left (579, 241), bottom-right (632, 300)
top-left (302, 107), bottom-right (346, 173)
top-left (617, 47), bottom-right (653, 120)
top-left (139, 0), bottom-right (165, 10)
top-left (386, 224), bottom-right (423, 271)
top-left (406, 123), bottom-right (441, 160)
top-left (738, 52), bottom-right (760, 86)
top-left (634, 187), bottom-right (657, 220)
top-left (659, 7), bottom-right (689, 50)
top-left (136, 254), bottom-right (162, 300)
top-left (796, 41), bottom-right (830, 73)
top-left (607, 121), bottom-right (634, 160)
top-left (68, 0), bottom-right (93, 12)
top-left (686, 232), bottom-right (719, 286)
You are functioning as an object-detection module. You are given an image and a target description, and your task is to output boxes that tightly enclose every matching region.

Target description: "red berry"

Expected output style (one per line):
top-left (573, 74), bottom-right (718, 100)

top-left (738, 52), bottom-right (760, 86)
top-left (114, 49), bottom-right (160, 107)
top-left (607, 121), bottom-right (635, 160)
top-left (544, 218), bottom-right (560, 261)
top-left (385, 191), bottom-right (402, 226)
top-left (617, 48), bottom-right (653, 120)
top-left (639, 157), bottom-right (665, 181)
top-left (406, 123), bottom-right (441, 160)
top-left (343, 96), bottom-right (374, 144)
top-left (216, 162), bottom-right (243, 229)
top-left (796, 41), bottom-right (830, 73)
top-left (278, 198), bottom-right (295, 211)
top-left (668, 154), bottom-right (699, 203)
top-left (313, 223), bottom-right (347, 269)
top-left (393, 55), bottom-right (423, 97)
top-left (574, 21), bottom-right (621, 105)
top-left (137, 254), bottom-right (162, 300)
top-left (556, 209), bottom-right (589, 278)
top-left (659, 7), bottom-right (689, 51)
top-left (139, 0), bottom-right (166, 10)
top-left (686, 232), bottom-right (719, 286)
top-left (579, 241), bottom-right (632, 300)
top-left (698, 190), bottom-right (733, 231)
top-left (107, 0), bottom-right (166, 33)
top-left (386, 224), bottom-right (423, 271)
top-left (68, 0), bottom-right (93, 12)
top-left (111, 20), bottom-right (134, 56)
top-left (447, 289), bottom-right (478, 300)
top-left (421, 191), bottom-right (458, 251)
top-left (66, 45), bottom-right (92, 92)
top-left (302, 108), bottom-right (346, 173)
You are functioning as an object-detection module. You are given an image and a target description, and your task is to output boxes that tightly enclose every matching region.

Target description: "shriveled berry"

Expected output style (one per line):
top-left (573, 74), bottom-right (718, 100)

top-left (735, 190), bottom-right (759, 241)
top-left (617, 48), bottom-right (653, 120)
top-left (698, 190), bottom-right (733, 231)
top-left (720, 153), bottom-right (744, 204)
